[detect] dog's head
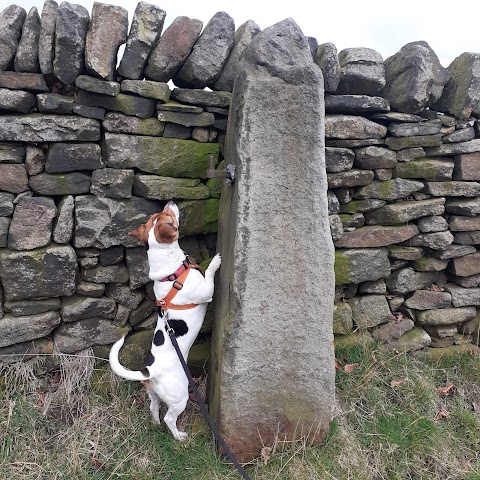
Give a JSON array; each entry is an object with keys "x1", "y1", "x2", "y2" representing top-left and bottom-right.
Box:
[{"x1": 129, "y1": 201, "x2": 180, "y2": 245}]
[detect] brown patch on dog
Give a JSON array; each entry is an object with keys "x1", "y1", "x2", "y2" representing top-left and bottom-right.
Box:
[{"x1": 129, "y1": 208, "x2": 179, "y2": 245}]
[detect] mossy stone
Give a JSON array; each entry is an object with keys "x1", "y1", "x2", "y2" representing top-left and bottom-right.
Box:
[
  {"x1": 334, "y1": 330, "x2": 375, "y2": 351},
  {"x1": 188, "y1": 341, "x2": 210, "y2": 376},
  {"x1": 118, "y1": 329, "x2": 153, "y2": 370},
  {"x1": 334, "y1": 250, "x2": 352, "y2": 285}
]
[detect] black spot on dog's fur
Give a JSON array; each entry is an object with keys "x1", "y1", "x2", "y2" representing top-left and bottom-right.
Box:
[
  {"x1": 153, "y1": 330, "x2": 165, "y2": 346},
  {"x1": 168, "y1": 319, "x2": 189, "y2": 337},
  {"x1": 145, "y1": 351, "x2": 155, "y2": 366}
]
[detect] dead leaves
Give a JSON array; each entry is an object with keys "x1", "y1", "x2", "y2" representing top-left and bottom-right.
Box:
[
  {"x1": 438, "y1": 383, "x2": 456, "y2": 396},
  {"x1": 261, "y1": 446, "x2": 272, "y2": 466},
  {"x1": 390, "y1": 379, "x2": 407, "y2": 389}
]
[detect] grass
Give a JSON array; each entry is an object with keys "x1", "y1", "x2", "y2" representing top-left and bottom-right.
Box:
[{"x1": 0, "y1": 342, "x2": 479, "y2": 480}]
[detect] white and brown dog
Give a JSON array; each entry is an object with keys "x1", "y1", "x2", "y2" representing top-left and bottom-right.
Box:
[{"x1": 109, "y1": 201, "x2": 221, "y2": 440}]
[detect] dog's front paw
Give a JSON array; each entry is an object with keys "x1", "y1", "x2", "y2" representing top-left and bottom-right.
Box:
[
  {"x1": 176, "y1": 431, "x2": 188, "y2": 441},
  {"x1": 208, "y1": 253, "x2": 222, "y2": 272}
]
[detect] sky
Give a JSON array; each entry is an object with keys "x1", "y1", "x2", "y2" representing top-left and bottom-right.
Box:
[{"x1": 6, "y1": 0, "x2": 480, "y2": 67}]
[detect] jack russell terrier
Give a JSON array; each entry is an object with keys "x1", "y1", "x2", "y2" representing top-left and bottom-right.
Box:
[{"x1": 109, "y1": 201, "x2": 221, "y2": 440}]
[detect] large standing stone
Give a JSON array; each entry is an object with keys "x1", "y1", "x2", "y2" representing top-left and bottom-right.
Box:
[
  {"x1": 14, "y1": 7, "x2": 41, "y2": 72},
  {"x1": 433, "y1": 52, "x2": 480, "y2": 120},
  {"x1": 315, "y1": 42, "x2": 340, "y2": 93},
  {"x1": 174, "y1": 11, "x2": 235, "y2": 89},
  {"x1": 210, "y1": 19, "x2": 334, "y2": 461},
  {"x1": 85, "y1": 2, "x2": 128, "y2": 81},
  {"x1": 213, "y1": 20, "x2": 261, "y2": 92},
  {"x1": 38, "y1": 0, "x2": 58, "y2": 76},
  {"x1": 53, "y1": 2, "x2": 90, "y2": 85},
  {"x1": 0, "y1": 114, "x2": 100, "y2": 142},
  {"x1": 0, "y1": 311, "x2": 61, "y2": 348},
  {"x1": 8, "y1": 196, "x2": 57, "y2": 250},
  {"x1": 104, "y1": 132, "x2": 219, "y2": 178},
  {"x1": 336, "y1": 47, "x2": 385, "y2": 95},
  {"x1": 145, "y1": 16, "x2": 203, "y2": 82},
  {"x1": 384, "y1": 41, "x2": 449, "y2": 114},
  {"x1": 74, "y1": 195, "x2": 160, "y2": 248},
  {"x1": 0, "y1": 244, "x2": 78, "y2": 301},
  {"x1": 0, "y1": 5, "x2": 26, "y2": 70},
  {"x1": 46, "y1": 143, "x2": 104, "y2": 173},
  {"x1": 335, "y1": 248, "x2": 390, "y2": 285},
  {"x1": 117, "y1": 2, "x2": 166, "y2": 80}
]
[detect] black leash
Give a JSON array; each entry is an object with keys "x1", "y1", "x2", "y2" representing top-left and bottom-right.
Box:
[{"x1": 165, "y1": 319, "x2": 252, "y2": 480}]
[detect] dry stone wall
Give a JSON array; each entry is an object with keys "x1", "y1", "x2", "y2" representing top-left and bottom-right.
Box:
[{"x1": 0, "y1": 2, "x2": 479, "y2": 367}]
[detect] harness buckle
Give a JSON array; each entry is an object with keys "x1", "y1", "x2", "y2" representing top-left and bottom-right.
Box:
[
  {"x1": 158, "y1": 299, "x2": 167, "y2": 308},
  {"x1": 172, "y1": 280, "x2": 183, "y2": 291}
]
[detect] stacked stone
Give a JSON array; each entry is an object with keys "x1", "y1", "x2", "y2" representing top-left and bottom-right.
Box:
[
  {"x1": 316, "y1": 44, "x2": 480, "y2": 356},
  {"x1": 0, "y1": 2, "x2": 261, "y2": 369}
]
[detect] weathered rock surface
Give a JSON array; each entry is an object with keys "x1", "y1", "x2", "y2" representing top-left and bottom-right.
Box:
[
  {"x1": 335, "y1": 248, "x2": 390, "y2": 285},
  {"x1": 0, "y1": 164, "x2": 28, "y2": 193},
  {"x1": 103, "y1": 112, "x2": 165, "y2": 136},
  {"x1": 372, "y1": 317, "x2": 415, "y2": 343},
  {"x1": 171, "y1": 88, "x2": 232, "y2": 108},
  {"x1": 117, "y1": 2, "x2": 166, "y2": 80},
  {"x1": 29, "y1": 172, "x2": 91, "y2": 195},
  {"x1": 0, "y1": 5, "x2": 26, "y2": 70},
  {"x1": 0, "y1": 72, "x2": 48, "y2": 92},
  {"x1": 355, "y1": 178, "x2": 424, "y2": 201},
  {"x1": 61, "y1": 295, "x2": 116, "y2": 322},
  {"x1": 37, "y1": 93, "x2": 74, "y2": 114},
  {"x1": 385, "y1": 134, "x2": 443, "y2": 151},
  {"x1": 325, "y1": 115, "x2": 387, "y2": 139},
  {"x1": 417, "y1": 307, "x2": 476, "y2": 326},
  {"x1": 0, "y1": 88, "x2": 36, "y2": 113},
  {"x1": 121, "y1": 80, "x2": 170, "y2": 102},
  {"x1": 350, "y1": 295, "x2": 394, "y2": 328},
  {"x1": 81, "y1": 264, "x2": 129, "y2": 283},
  {"x1": 386, "y1": 267, "x2": 443, "y2": 295},
  {"x1": 325, "y1": 95, "x2": 390, "y2": 114},
  {"x1": 91, "y1": 168, "x2": 134, "y2": 199},
  {"x1": 449, "y1": 253, "x2": 480, "y2": 277},
  {"x1": 53, "y1": 2, "x2": 90, "y2": 85},
  {"x1": 315, "y1": 42, "x2": 340, "y2": 93},
  {"x1": 395, "y1": 158, "x2": 454, "y2": 181},
  {"x1": 354, "y1": 146, "x2": 396, "y2": 169},
  {"x1": 453, "y1": 152, "x2": 480, "y2": 181},
  {"x1": 53, "y1": 195, "x2": 74, "y2": 244},
  {"x1": 404, "y1": 290, "x2": 451, "y2": 310},
  {"x1": 174, "y1": 11, "x2": 235, "y2": 89},
  {"x1": 325, "y1": 147, "x2": 355, "y2": 173},
  {"x1": 38, "y1": 0, "x2": 57, "y2": 76},
  {"x1": 335, "y1": 224, "x2": 419, "y2": 248},
  {"x1": 133, "y1": 175, "x2": 209, "y2": 201},
  {"x1": 422, "y1": 181, "x2": 480, "y2": 197},
  {"x1": 388, "y1": 119, "x2": 442, "y2": 137},
  {"x1": 46, "y1": 143, "x2": 103, "y2": 173},
  {"x1": 0, "y1": 338, "x2": 53, "y2": 364},
  {"x1": 445, "y1": 283, "x2": 480, "y2": 307},
  {"x1": 327, "y1": 169, "x2": 374, "y2": 188},
  {"x1": 0, "y1": 244, "x2": 78, "y2": 301},
  {"x1": 75, "y1": 75, "x2": 120, "y2": 96},
  {"x1": 14, "y1": 6, "x2": 40, "y2": 73},
  {"x1": 424, "y1": 139, "x2": 480, "y2": 156}
]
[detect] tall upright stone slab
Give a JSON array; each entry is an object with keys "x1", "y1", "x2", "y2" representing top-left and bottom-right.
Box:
[{"x1": 210, "y1": 19, "x2": 334, "y2": 461}]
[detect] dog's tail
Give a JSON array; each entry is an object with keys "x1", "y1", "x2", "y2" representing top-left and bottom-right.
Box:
[{"x1": 109, "y1": 336, "x2": 150, "y2": 381}]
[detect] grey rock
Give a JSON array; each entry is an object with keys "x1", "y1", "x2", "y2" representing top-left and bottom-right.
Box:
[
  {"x1": 324, "y1": 94, "x2": 389, "y2": 114},
  {"x1": 73, "y1": 104, "x2": 105, "y2": 120},
  {"x1": 53, "y1": 2, "x2": 90, "y2": 85},
  {"x1": 410, "y1": 230, "x2": 454, "y2": 249},
  {"x1": 404, "y1": 290, "x2": 451, "y2": 310},
  {"x1": 0, "y1": 143, "x2": 25, "y2": 163},
  {"x1": 446, "y1": 197, "x2": 480, "y2": 216},
  {"x1": 365, "y1": 198, "x2": 445, "y2": 225},
  {"x1": 384, "y1": 41, "x2": 449, "y2": 114},
  {"x1": 0, "y1": 244, "x2": 78, "y2": 301},
  {"x1": 158, "y1": 100, "x2": 203, "y2": 113},
  {"x1": 454, "y1": 231, "x2": 480, "y2": 245},
  {"x1": 91, "y1": 168, "x2": 134, "y2": 199},
  {"x1": 417, "y1": 215, "x2": 448, "y2": 232},
  {"x1": 372, "y1": 317, "x2": 415, "y2": 343},
  {"x1": 0, "y1": 217, "x2": 10, "y2": 247},
  {"x1": 129, "y1": 297, "x2": 155, "y2": 326},
  {"x1": 0, "y1": 164, "x2": 28, "y2": 193},
  {"x1": 37, "y1": 93, "x2": 74, "y2": 114},
  {"x1": 354, "y1": 146, "x2": 396, "y2": 169},
  {"x1": 443, "y1": 126, "x2": 475, "y2": 144},
  {"x1": 121, "y1": 80, "x2": 170, "y2": 102},
  {"x1": 105, "y1": 283, "x2": 144, "y2": 310},
  {"x1": 54, "y1": 318, "x2": 125, "y2": 354},
  {"x1": 133, "y1": 175, "x2": 209, "y2": 201},
  {"x1": 74, "y1": 195, "x2": 159, "y2": 249},
  {"x1": 449, "y1": 273, "x2": 480, "y2": 288},
  {"x1": 157, "y1": 110, "x2": 215, "y2": 127},
  {"x1": 449, "y1": 252, "x2": 480, "y2": 277},
  {"x1": 53, "y1": 195, "x2": 74, "y2": 244},
  {"x1": 82, "y1": 264, "x2": 129, "y2": 284},
  {"x1": 174, "y1": 11, "x2": 235, "y2": 89},
  {"x1": 0, "y1": 5, "x2": 26, "y2": 70},
  {"x1": 314, "y1": 42, "x2": 340, "y2": 93},
  {"x1": 434, "y1": 244, "x2": 476, "y2": 259},
  {"x1": 449, "y1": 215, "x2": 480, "y2": 231},
  {"x1": 388, "y1": 119, "x2": 442, "y2": 137},
  {"x1": 14, "y1": 7, "x2": 40, "y2": 72},
  {"x1": 46, "y1": 143, "x2": 104, "y2": 173},
  {"x1": 396, "y1": 147, "x2": 426, "y2": 162},
  {"x1": 359, "y1": 279, "x2": 387, "y2": 294},
  {"x1": 445, "y1": 283, "x2": 480, "y2": 307},
  {"x1": 76, "y1": 281, "x2": 105, "y2": 297},
  {"x1": 355, "y1": 178, "x2": 424, "y2": 201},
  {"x1": 104, "y1": 133, "x2": 219, "y2": 178},
  {"x1": 325, "y1": 147, "x2": 354, "y2": 173},
  {"x1": 85, "y1": 3, "x2": 128, "y2": 80},
  {"x1": 76, "y1": 90, "x2": 155, "y2": 119},
  {"x1": 38, "y1": 0, "x2": 57, "y2": 76},
  {"x1": 99, "y1": 246, "x2": 123, "y2": 266},
  {"x1": 171, "y1": 88, "x2": 232, "y2": 108},
  {"x1": 76, "y1": 75, "x2": 120, "y2": 96},
  {"x1": 0, "y1": 114, "x2": 100, "y2": 142},
  {"x1": 29, "y1": 172, "x2": 91, "y2": 195},
  {"x1": 388, "y1": 246, "x2": 423, "y2": 260},
  {"x1": 339, "y1": 199, "x2": 386, "y2": 214},
  {"x1": 4, "y1": 298, "x2": 60, "y2": 317},
  {"x1": 395, "y1": 157, "x2": 454, "y2": 181},
  {"x1": 113, "y1": 304, "x2": 130, "y2": 326},
  {"x1": 386, "y1": 327, "x2": 431, "y2": 352},
  {"x1": 453, "y1": 152, "x2": 480, "y2": 181},
  {"x1": 325, "y1": 138, "x2": 385, "y2": 148},
  {"x1": 210, "y1": 19, "x2": 334, "y2": 458},
  {"x1": 335, "y1": 224, "x2": 419, "y2": 248},
  {"x1": 327, "y1": 191, "x2": 340, "y2": 214},
  {"x1": 335, "y1": 248, "x2": 390, "y2": 285},
  {"x1": 426, "y1": 140, "x2": 480, "y2": 159},
  {"x1": 191, "y1": 127, "x2": 210, "y2": 143},
  {"x1": 0, "y1": 192, "x2": 15, "y2": 216},
  {"x1": 327, "y1": 169, "x2": 374, "y2": 188},
  {"x1": 117, "y1": 2, "x2": 166, "y2": 80},
  {"x1": 103, "y1": 112, "x2": 165, "y2": 136},
  {"x1": 350, "y1": 295, "x2": 394, "y2": 328},
  {"x1": 25, "y1": 146, "x2": 45, "y2": 175},
  {"x1": 61, "y1": 295, "x2": 116, "y2": 322},
  {"x1": 329, "y1": 214, "x2": 344, "y2": 241},
  {"x1": 337, "y1": 47, "x2": 385, "y2": 95},
  {"x1": 325, "y1": 115, "x2": 387, "y2": 139},
  {"x1": 0, "y1": 88, "x2": 36, "y2": 113},
  {"x1": 8, "y1": 196, "x2": 57, "y2": 250},
  {"x1": 386, "y1": 267, "x2": 442, "y2": 295},
  {"x1": 164, "y1": 123, "x2": 191, "y2": 139},
  {"x1": 385, "y1": 134, "x2": 443, "y2": 151},
  {"x1": 213, "y1": 20, "x2": 261, "y2": 92},
  {"x1": 145, "y1": 16, "x2": 203, "y2": 82},
  {"x1": 0, "y1": 311, "x2": 61, "y2": 348},
  {"x1": 333, "y1": 302, "x2": 353, "y2": 334},
  {"x1": 372, "y1": 112, "x2": 426, "y2": 123},
  {"x1": 176, "y1": 199, "x2": 220, "y2": 236},
  {"x1": 422, "y1": 181, "x2": 480, "y2": 197},
  {"x1": 433, "y1": 52, "x2": 480, "y2": 120},
  {"x1": 339, "y1": 213, "x2": 365, "y2": 229},
  {"x1": 417, "y1": 307, "x2": 476, "y2": 326},
  {"x1": 125, "y1": 247, "x2": 150, "y2": 289}
]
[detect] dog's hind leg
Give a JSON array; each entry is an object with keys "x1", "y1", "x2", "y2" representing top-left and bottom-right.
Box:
[
  {"x1": 143, "y1": 380, "x2": 161, "y2": 424},
  {"x1": 164, "y1": 399, "x2": 188, "y2": 441}
]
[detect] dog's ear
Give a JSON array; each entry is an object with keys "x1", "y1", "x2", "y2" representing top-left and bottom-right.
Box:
[
  {"x1": 163, "y1": 201, "x2": 180, "y2": 226},
  {"x1": 128, "y1": 224, "x2": 148, "y2": 244}
]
